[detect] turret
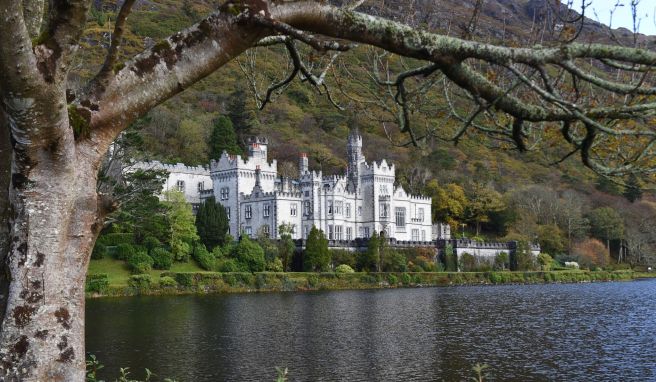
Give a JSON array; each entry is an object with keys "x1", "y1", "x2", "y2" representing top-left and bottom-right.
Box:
[
  {"x1": 247, "y1": 137, "x2": 268, "y2": 160},
  {"x1": 299, "y1": 152, "x2": 309, "y2": 175},
  {"x1": 346, "y1": 127, "x2": 364, "y2": 193}
]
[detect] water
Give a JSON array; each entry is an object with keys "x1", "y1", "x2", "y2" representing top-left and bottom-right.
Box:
[{"x1": 86, "y1": 280, "x2": 656, "y2": 381}]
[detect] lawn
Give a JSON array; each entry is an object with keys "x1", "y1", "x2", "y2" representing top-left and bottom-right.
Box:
[{"x1": 88, "y1": 257, "x2": 206, "y2": 287}]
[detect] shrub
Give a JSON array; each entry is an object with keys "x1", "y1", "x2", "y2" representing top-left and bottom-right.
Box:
[
  {"x1": 150, "y1": 248, "x2": 173, "y2": 270},
  {"x1": 174, "y1": 273, "x2": 194, "y2": 287},
  {"x1": 307, "y1": 274, "x2": 319, "y2": 287},
  {"x1": 331, "y1": 250, "x2": 356, "y2": 269},
  {"x1": 459, "y1": 253, "x2": 476, "y2": 272},
  {"x1": 537, "y1": 253, "x2": 554, "y2": 271},
  {"x1": 266, "y1": 258, "x2": 284, "y2": 272},
  {"x1": 91, "y1": 243, "x2": 107, "y2": 260},
  {"x1": 400, "y1": 273, "x2": 412, "y2": 285},
  {"x1": 128, "y1": 274, "x2": 152, "y2": 290},
  {"x1": 143, "y1": 236, "x2": 161, "y2": 253},
  {"x1": 383, "y1": 251, "x2": 407, "y2": 272},
  {"x1": 193, "y1": 245, "x2": 215, "y2": 271},
  {"x1": 211, "y1": 246, "x2": 224, "y2": 259},
  {"x1": 216, "y1": 258, "x2": 245, "y2": 273},
  {"x1": 159, "y1": 276, "x2": 177, "y2": 288},
  {"x1": 335, "y1": 264, "x2": 355, "y2": 274},
  {"x1": 86, "y1": 274, "x2": 109, "y2": 294},
  {"x1": 115, "y1": 243, "x2": 136, "y2": 261},
  {"x1": 573, "y1": 239, "x2": 610, "y2": 269},
  {"x1": 232, "y1": 236, "x2": 266, "y2": 272},
  {"x1": 387, "y1": 274, "x2": 398, "y2": 285},
  {"x1": 359, "y1": 274, "x2": 377, "y2": 284},
  {"x1": 97, "y1": 233, "x2": 134, "y2": 247},
  {"x1": 127, "y1": 251, "x2": 154, "y2": 274},
  {"x1": 223, "y1": 273, "x2": 238, "y2": 287}
]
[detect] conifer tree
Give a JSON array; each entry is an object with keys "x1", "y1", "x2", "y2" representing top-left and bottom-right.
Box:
[
  {"x1": 623, "y1": 174, "x2": 643, "y2": 203},
  {"x1": 227, "y1": 88, "x2": 254, "y2": 146},
  {"x1": 358, "y1": 232, "x2": 380, "y2": 272},
  {"x1": 195, "y1": 196, "x2": 229, "y2": 250},
  {"x1": 304, "y1": 226, "x2": 330, "y2": 271},
  {"x1": 209, "y1": 115, "x2": 242, "y2": 159}
]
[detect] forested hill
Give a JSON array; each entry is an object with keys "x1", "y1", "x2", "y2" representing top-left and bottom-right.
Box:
[{"x1": 79, "y1": 0, "x2": 655, "y2": 265}]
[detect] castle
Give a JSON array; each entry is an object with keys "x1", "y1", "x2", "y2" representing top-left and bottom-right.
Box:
[
  {"x1": 206, "y1": 130, "x2": 435, "y2": 241},
  {"x1": 135, "y1": 130, "x2": 540, "y2": 264}
]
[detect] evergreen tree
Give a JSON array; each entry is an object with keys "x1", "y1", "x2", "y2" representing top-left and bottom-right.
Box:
[
  {"x1": 304, "y1": 226, "x2": 330, "y2": 271},
  {"x1": 595, "y1": 175, "x2": 622, "y2": 196},
  {"x1": 623, "y1": 173, "x2": 643, "y2": 203},
  {"x1": 227, "y1": 88, "x2": 254, "y2": 146},
  {"x1": 209, "y1": 116, "x2": 242, "y2": 159},
  {"x1": 358, "y1": 232, "x2": 380, "y2": 272},
  {"x1": 195, "y1": 196, "x2": 229, "y2": 250}
]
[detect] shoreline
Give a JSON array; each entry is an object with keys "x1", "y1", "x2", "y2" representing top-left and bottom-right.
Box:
[{"x1": 86, "y1": 270, "x2": 656, "y2": 298}]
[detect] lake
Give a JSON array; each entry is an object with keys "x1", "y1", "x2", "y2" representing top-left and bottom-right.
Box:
[{"x1": 86, "y1": 279, "x2": 656, "y2": 381}]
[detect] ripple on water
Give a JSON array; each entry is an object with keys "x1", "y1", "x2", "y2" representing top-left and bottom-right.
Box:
[{"x1": 86, "y1": 280, "x2": 656, "y2": 381}]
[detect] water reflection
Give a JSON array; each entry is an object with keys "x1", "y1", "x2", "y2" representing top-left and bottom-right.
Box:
[{"x1": 86, "y1": 280, "x2": 656, "y2": 381}]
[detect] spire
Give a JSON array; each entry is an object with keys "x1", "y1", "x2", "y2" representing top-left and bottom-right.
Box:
[{"x1": 346, "y1": 127, "x2": 363, "y2": 193}]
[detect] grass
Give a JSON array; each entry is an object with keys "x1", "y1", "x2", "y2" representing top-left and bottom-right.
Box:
[{"x1": 88, "y1": 257, "x2": 206, "y2": 287}]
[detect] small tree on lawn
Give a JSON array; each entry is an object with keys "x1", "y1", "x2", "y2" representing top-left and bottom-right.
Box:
[
  {"x1": 164, "y1": 190, "x2": 199, "y2": 261},
  {"x1": 195, "y1": 196, "x2": 229, "y2": 250},
  {"x1": 305, "y1": 226, "x2": 330, "y2": 271},
  {"x1": 279, "y1": 223, "x2": 296, "y2": 271}
]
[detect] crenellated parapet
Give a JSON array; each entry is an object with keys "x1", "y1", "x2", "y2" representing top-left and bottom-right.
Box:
[{"x1": 134, "y1": 160, "x2": 209, "y2": 176}]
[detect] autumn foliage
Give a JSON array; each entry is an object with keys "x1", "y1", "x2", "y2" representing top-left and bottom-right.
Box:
[{"x1": 573, "y1": 239, "x2": 611, "y2": 269}]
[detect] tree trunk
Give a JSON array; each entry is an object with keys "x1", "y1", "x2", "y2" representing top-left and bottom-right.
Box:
[{"x1": 0, "y1": 149, "x2": 101, "y2": 381}]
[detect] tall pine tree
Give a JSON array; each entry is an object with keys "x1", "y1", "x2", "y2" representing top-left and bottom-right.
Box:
[
  {"x1": 195, "y1": 197, "x2": 229, "y2": 250},
  {"x1": 209, "y1": 116, "x2": 242, "y2": 159},
  {"x1": 227, "y1": 88, "x2": 254, "y2": 147},
  {"x1": 623, "y1": 173, "x2": 643, "y2": 203}
]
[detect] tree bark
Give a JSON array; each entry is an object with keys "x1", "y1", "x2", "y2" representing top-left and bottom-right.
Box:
[{"x1": 0, "y1": 139, "x2": 103, "y2": 380}]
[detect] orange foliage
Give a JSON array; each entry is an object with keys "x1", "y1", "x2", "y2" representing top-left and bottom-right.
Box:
[{"x1": 573, "y1": 238, "x2": 610, "y2": 269}]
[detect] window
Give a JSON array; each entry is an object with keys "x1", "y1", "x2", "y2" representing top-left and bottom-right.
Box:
[
  {"x1": 412, "y1": 229, "x2": 420, "y2": 241},
  {"x1": 245, "y1": 205, "x2": 252, "y2": 219},
  {"x1": 335, "y1": 201, "x2": 343, "y2": 215},
  {"x1": 304, "y1": 191, "x2": 310, "y2": 197},
  {"x1": 328, "y1": 225, "x2": 334, "y2": 240},
  {"x1": 363, "y1": 227, "x2": 370, "y2": 238},
  {"x1": 346, "y1": 226, "x2": 352, "y2": 240},
  {"x1": 290, "y1": 204, "x2": 297, "y2": 216},
  {"x1": 358, "y1": 206, "x2": 362, "y2": 216},
  {"x1": 328, "y1": 201, "x2": 334, "y2": 215},
  {"x1": 379, "y1": 202, "x2": 389, "y2": 218},
  {"x1": 345, "y1": 203, "x2": 351, "y2": 218},
  {"x1": 176, "y1": 180, "x2": 185, "y2": 192},
  {"x1": 335, "y1": 225, "x2": 343, "y2": 240},
  {"x1": 421, "y1": 230, "x2": 426, "y2": 241},
  {"x1": 304, "y1": 201, "x2": 311, "y2": 216},
  {"x1": 262, "y1": 224, "x2": 270, "y2": 237},
  {"x1": 263, "y1": 204, "x2": 270, "y2": 218},
  {"x1": 244, "y1": 226, "x2": 252, "y2": 236},
  {"x1": 220, "y1": 187, "x2": 229, "y2": 200},
  {"x1": 198, "y1": 182, "x2": 204, "y2": 191},
  {"x1": 395, "y1": 207, "x2": 406, "y2": 227},
  {"x1": 379, "y1": 184, "x2": 388, "y2": 194},
  {"x1": 418, "y1": 208, "x2": 425, "y2": 222},
  {"x1": 226, "y1": 207, "x2": 230, "y2": 221}
]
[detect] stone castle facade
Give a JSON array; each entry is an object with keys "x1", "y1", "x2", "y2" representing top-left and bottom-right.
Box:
[{"x1": 206, "y1": 131, "x2": 435, "y2": 241}]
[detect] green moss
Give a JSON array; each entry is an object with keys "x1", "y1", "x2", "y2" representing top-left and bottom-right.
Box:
[
  {"x1": 68, "y1": 105, "x2": 90, "y2": 139},
  {"x1": 153, "y1": 39, "x2": 172, "y2": 54},
  {"x1": 113, "y1": 62, "x2": 125, "y2": 73},
  {"x1": 31, "y1": 30, "x2": 50, "y2": 46}
]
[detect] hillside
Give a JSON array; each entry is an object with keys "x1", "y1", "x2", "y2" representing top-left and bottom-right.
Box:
[{"x1": 80, "y1": 0, "x2": 656, "y2": 264}]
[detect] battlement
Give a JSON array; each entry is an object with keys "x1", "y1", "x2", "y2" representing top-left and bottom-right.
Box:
[
  {"x1": 362, "y1": 159, "x2": 395, "y2": 175},
  {"x1": 210, "y1": 151, "x2": 277, "y2": 173},
  {"x1": 241, "y1": 190, "x2": 302, "y2": 200},
  {"x1": 133, "y1": 161, "x2": 209, "y2": 176}
]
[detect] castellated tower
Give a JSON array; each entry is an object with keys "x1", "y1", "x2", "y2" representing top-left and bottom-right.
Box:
[
  {"x1": 346, "y1": 127, "x2": 364, "y2": 193},
  {"x1": 299, "y1": 152, "x2": 309, "y2": 176}
]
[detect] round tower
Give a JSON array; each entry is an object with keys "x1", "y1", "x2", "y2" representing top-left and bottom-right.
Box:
[{"x1": 347, "y1": 127, "x2": 363, "y2": 193}]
